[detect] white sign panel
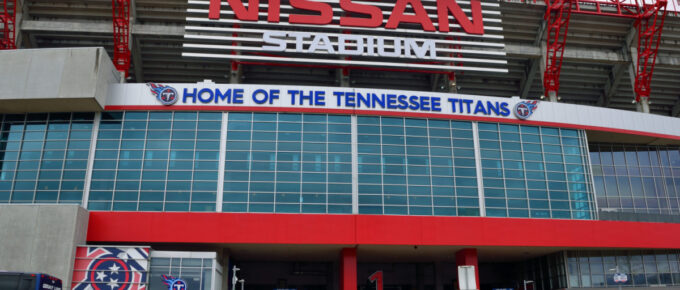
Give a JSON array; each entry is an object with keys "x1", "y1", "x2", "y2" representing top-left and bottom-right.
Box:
[
  {"x1": 182, "y1": 0, "x2": 508, "y2": 73},
  {"x1": 106, "y1": 83, "x2": 680, "y2": 140},
  {"x1": 110, "y1": 83, "x2": 536, "y2": 121},
  {"x1": 458, "y1": 265, "x2": 477, "y2": 290}
]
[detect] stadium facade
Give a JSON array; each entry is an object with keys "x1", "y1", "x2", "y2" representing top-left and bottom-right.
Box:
[{"x1": 1, "y1": 0, "x2": 680, "y2": 290}]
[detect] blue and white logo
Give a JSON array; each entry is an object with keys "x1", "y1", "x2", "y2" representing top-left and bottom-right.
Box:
[
  {"x1": 147, "y1": 83, "x2": 178, "y2": 106},
  {"x1": 613, "y1": 273, "x2": 628, "y2": 283},
  {"x1": 161, "y1": 275, "x2": 187, "y2": 290},
  {"x1": 513, "y1": 100, "x2": 539, "y2": 120}
]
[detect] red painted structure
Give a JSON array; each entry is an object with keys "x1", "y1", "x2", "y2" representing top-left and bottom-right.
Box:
[
  {"x1": 634, "y1": 0, "x2": 668, "y2": 102},
  {"x1": 341, "y1": 248, "x2": 357, "y2": 290},
  {"x1": 542, "y1": 0, "x2": 668, "y2": 103},
  {"x1": 112, "y1": 0, "x2": 131, "y2": 77},
  {"x1": 543, "y1": 0, "x2": 573, "y2": 99},
  {"x1": 87, "y1": 212, "x2": 680, "y2": 249},
  {"x1": 0, "y1": 0, "x2": 16, "y2": 49},
  {"x1": 86, "y1": 213, "x2": 680, "y2": 290}
]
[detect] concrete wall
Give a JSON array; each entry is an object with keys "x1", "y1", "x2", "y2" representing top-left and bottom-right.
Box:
[
  {"x1": 0, "y1": 47, "x2": 120, "y2": 113},
  {"x1": 0, "y1": 204, "x2": 89, "y2": 287}
]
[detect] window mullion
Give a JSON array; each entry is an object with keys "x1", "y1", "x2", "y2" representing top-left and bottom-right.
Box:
[
  {"x1": 472, "y1": 122, "x2": 486, "y2": 217},
  {"x1": 82, "y1": 112, "x2": 101, "y2": 208},
  {"x1": 351, "y1": 115, "x2": 358, "y2": 214}
]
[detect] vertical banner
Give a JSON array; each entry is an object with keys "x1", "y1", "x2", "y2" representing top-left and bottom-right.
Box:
[{"x1": 71, "y1": 246, "x2": 151, "y2": 290}]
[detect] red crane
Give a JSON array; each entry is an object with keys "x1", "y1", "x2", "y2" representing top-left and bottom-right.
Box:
[
  {"x1": 0, "y1": 0, "x2": 17, "y2": 49},
  {"x1": 543, "y1": 0, "x2": 669, "y2": 103},
  {"x1": 112, "y1": 0, "x2": 131, "y2": 78}
]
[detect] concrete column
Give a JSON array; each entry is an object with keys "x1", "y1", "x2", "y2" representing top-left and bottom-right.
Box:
[
  {"x1": 340, "y1": 248, "x2": 357, "y2": 290},
  {"x1": 455, "y1": 248, "x2": 480, "y2": 290},
  {"x1": 229, "y1": 63, "x2": 242, "y2": 84},
  {"x1": 0, "y1": 205, "x2": 89, "y2": 288},
  {"x1": 636, "y1": 97, "x2": 650, "y2": 113},
  {"x1": 339, "y1": 68, "x2": 350, "y2": 87},
  {"x1": 447, "y1": 73, "x2": 457, "y2": 93},
  {"x1": 546, "y1": 91, "x2": 558, "y2": 102}
]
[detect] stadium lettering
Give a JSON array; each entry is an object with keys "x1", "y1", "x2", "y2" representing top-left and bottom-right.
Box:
[
  {"x1": 208, "y1": 0, "x2": 485, "y2": 35},
  {"x1": 447, "y1": 98, "x2": 510, "y2": 116},
  {"x1": 183, "y1": 88, "x2": 245, "y2": 104},
  {"x1": 262, "y1": 32, "x2": 437, "y2": 59},
  {"x1": 175, "y1": 87, "x2": 512, "y2": 117}
]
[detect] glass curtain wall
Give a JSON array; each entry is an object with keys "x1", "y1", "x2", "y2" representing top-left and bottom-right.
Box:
[
  {"x1": 517, "y1": 252, "x2": 568, "y2": 290},
  {"x1": 89, "y1": 111, "x2": 222, "y2": 211},
  {"x1": 478, "y1": 123, "x2": 594, "y2": 219},
  {"x1": 1, "y1": 111, "x2": 598, "y2": 219},
  {"x1": 222, "y1": 113, "x2": 353, "y2": 214},
  {"x1": 590, "y1": 144, "x2": 680, "y2": 215},
  {"x1": 567, "y1": 250, "x2": 680, "y2": 287},
  {"x1": 0, "y1": 113, "x2": 94, "y2": 204},
  {"x1": 356, "y1": 117, "x2": 479, "y2": 216}
]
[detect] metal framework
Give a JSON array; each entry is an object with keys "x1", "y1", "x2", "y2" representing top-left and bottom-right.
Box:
[
  {"x1": 544, "y1": 0, "x2": 574, "y2": 100},
  {"x1": 634, "y1": 0, "x2": 668, "y2": 102},
  {"x1": 112, "y1": 0, "x2": 131, "y2": 78},
  {"x1": 542, "y1": 0, "x2": 668, "y2": 103},
  {"x1": 0, "y1": 0, "x2": 16, "y2": 49}
]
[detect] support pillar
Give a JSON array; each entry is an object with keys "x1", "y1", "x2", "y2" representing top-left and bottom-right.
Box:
[
  {"x1": 539, "y1": 43, "x2": 558, "y2": 102},
  {"x1": 339, "y1": 67, "x2": 350, "y2": 87},
  {"x1": 455, "y1": 248, "x2": 480, "y2": 290},
  {"x1": 229, "y1": 63, "x2": 241, "y2": 84},
  {"x1": 636, "y1": 97, "x2": 651, "y2": 113},
  {"x1": 340, "y1": 248, "x2": 357, "y2": 290},
  {"x1": 447, "y1": 73, "x2": 457, "y2": 93},
  {"x1": 229, "y1": 23, "x2": 241, "y2": 84}
]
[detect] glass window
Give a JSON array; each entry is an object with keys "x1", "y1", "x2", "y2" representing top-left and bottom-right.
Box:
[
  {"x1": 89, "y1": 112, "x2": 220, "y2": 211},
  {"x1": 358, "y1": 118, "x2": 476, "y2": 216},
  {"x1": 590, "y1": 145, "x2": 680, "y2": 215},
  {"x1": 0, "y1": 113, "x2": 92, "y2": 204},
  {"x1": 223, "y1": 113, "x2": 351, "y2": 214},
  {"x1": 480, "y1": 125, "x2": 594, "y2": 219},
  {"x1": 149, "y1": 255, "x2": 216, "y2": 290}
]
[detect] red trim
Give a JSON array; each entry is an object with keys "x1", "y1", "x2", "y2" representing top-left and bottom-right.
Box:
[
  {"x1": 87, "y1": 212, "x2": 680, "y2": 249},
  {"x1": 103, "y1": 105, "x2": 680, "y2": 141}
]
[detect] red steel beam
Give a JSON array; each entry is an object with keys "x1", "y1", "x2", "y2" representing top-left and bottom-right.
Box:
[
  {"x1": 634, "y1": 0, "x2": 668, "y2": 102},
  {"x1": 543, "y1": 0, "x2": 573, "y2": 99},
  {"x1": 112, "y1": 0, "x2": 131, "y2": 78},
  {"x1": 572, "y1": 0, "x2": 640, "y2": 18},
  {"x1": 87, "y1": 212, "x2": 680, "y2": 249},
  {"x1": 0, "y1": 0, "x2": 17, "y2": 49},
  {"x1": 542, "y1": 0, "x2": 668, "y2": 104}
]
